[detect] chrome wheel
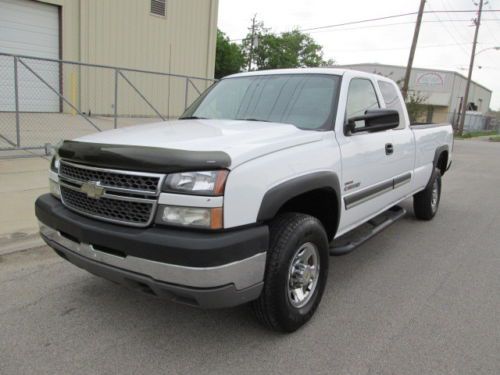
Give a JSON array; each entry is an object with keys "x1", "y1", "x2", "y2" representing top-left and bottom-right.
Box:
[
  {"x1": 287, "y1": 242, "x2": 320, "y2": 308},
  {"x1": 431, "y1": 179, "x2": 439, "y2": 213}
]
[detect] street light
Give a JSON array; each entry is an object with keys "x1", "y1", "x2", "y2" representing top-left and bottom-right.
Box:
[
  {"x1": 475, "y1": 46, "x2": 500, "y2": 55},
  {"x1": 457, "y1": 45, "x2": 500, "y2": 135}
]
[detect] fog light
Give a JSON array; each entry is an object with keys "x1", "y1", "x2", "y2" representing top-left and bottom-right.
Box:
[
  {"x1": 157, "y1": 205, "x2": 222, "y2": 229},
  {"x1": 49, "y1": 180, "x2": 61, "y2": 199}
]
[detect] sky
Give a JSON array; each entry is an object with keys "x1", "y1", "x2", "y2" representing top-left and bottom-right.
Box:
[{"x1": 218, "y1": 0, "x2": 500, "y2": 110}]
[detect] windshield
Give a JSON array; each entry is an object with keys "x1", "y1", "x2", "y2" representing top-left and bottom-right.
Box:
[{"x1": 181, "y1": 74, "x2": 341, "y2": 130}]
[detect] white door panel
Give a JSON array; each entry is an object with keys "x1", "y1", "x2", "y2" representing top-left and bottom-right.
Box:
[{"x1": 335, "y1": 73, "x2": 416, "y2": 234}]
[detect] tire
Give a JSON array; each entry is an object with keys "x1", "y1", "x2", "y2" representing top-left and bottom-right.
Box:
[
  {"x1": 251, "y1": 212, "x2": 329, "y2": 332},
  {"x1": 413, "y1": 169, "x2": 441, "y2": 220}
]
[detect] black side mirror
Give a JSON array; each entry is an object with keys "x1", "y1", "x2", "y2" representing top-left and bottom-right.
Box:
[{"x1": 346, "y1": 109, "x2": 399, "y2": 134}]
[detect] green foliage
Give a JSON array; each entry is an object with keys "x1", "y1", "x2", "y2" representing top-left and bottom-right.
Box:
[
  {"x1": 489, "y1": 135, "x2": 500, "y2": 142},
  {"x1": 405, "y1": 91, "x2": 428, "y2": 124},
  {"x1": 241, "y1": 19, "x2": 331, "y2": 70},
  {"x1": 456, "y1": 130, "x2": 497, "y2": 139},
  {"x1": 215, "y1": 29, "x2": 245, "y2": 79}
]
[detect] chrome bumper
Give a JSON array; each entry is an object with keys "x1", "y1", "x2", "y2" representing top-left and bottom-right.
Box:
[{"x1": 39, "y1": 222, "x2": 266, "y2": 291}]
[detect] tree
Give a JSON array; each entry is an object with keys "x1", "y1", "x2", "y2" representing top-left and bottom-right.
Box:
[
  {"x1": 406, "y1": 91, "x2": 429, "y2": 123},
  {"x1": 240, "y1": 18, "x2": 270, "y2": 70},
  {"x1": 241, "y1": 19, "x2": 331, "y2": 70},
  {"x1": 215, "y1": 29, "x2": 245, "y2": 79}
]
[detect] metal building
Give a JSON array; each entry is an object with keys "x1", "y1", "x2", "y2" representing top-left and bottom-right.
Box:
[
  {"x1": 337, "y1": 63, "x2": 492, "y2": 124},
  {"x1": 0, "y1": 0, "x2": 218, "y2": 116}
]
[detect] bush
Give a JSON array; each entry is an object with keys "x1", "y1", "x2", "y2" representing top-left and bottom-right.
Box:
[{"x1": 459, "y1": 130, "x2": 497, "y2": 139}]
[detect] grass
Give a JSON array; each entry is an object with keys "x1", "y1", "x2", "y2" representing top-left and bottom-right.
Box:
[
  {"x1": 488, "y1": 135, "x2": 500, "y2": 142},
  {"x1": 455, "y1": 130, "x2": 497, "y2": 139}
]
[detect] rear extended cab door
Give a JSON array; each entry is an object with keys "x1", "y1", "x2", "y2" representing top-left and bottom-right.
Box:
[{"x1": 334, "y1": 71, "x2": 415, "y2": 236}]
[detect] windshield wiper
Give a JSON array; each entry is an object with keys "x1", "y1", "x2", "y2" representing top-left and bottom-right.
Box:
[
  {"x1": 235, "y1": 118, "x2": 271, "y2": 122},
  {"x1": 179, "y1": 116, "x2": 209, "y2": 120}
]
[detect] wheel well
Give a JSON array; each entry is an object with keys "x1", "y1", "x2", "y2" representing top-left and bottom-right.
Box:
[
  {"x1": 437, "y1": 151, "x2": 448, "y2": 175},
  {"x1": 276, "y1": 188, "x2": 338, "y2": 241}
]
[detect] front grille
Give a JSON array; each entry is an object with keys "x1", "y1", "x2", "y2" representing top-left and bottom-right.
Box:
[
  {"x1": 61, "y1": 186, "x2": 154, "y2": 225},
  {"x1": 58, "y1": 161, "x2": 164, "y2": 227},
  {"x1": 60, "y1": 162, "x2": 160, "y2": 193}
]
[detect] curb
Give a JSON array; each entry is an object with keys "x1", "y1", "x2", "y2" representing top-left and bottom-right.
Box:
[{"x1": 0, "y1": 232, "x2": 44, "y2": 256}]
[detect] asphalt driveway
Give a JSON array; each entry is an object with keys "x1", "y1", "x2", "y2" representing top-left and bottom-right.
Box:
[{"x1": 0, "y1": 139, "x2": 499, "y2": 375}]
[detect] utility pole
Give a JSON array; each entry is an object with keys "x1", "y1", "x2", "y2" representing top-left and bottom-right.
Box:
[
  {"x1": 458, "y1": 0, "x2": 484, "y2": 136},
  {"x1": 402, "y1": 0, "x2": 426, "y2": 100},
  {"x1": 247, "y1": 15, "x2": 257, "y2": 71}
]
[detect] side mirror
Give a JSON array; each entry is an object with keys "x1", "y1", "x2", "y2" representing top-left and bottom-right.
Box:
[{"x1": 346, "y1": 109, "x2": 399, "y2": 134}]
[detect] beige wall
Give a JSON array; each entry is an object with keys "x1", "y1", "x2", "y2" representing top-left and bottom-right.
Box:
[
  {"x1": 38, "y1": 0, "x2": 218, "y2": 117},
  {"x1": 431, "y1": 107, "x2": 449, "y2": 124}
]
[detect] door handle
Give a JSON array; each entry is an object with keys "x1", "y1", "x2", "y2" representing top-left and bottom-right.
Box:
[{"x1": 385, "y1": 143, "x2": 394, "y2": 155}]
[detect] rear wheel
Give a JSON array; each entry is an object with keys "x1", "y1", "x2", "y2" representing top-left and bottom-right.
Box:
[
  {"x1": 413, "y1": 169, "x2": 441, "y2": 220},
  {"x1": 252, "y1": 213, "x2": 329, "y2": 332}
]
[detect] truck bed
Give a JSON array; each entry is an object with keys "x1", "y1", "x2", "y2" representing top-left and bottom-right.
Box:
[{"x1": 410, "y1": 122, "x2": 451, "y2": 129}]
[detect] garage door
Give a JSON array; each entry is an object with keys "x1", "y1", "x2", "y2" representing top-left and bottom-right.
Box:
[{"x1": 0, "y1": 0, "x2": 60, "y2": 112}]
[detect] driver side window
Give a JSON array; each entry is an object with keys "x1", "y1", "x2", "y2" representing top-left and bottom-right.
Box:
[{"x1": 345, "y1": 78, "x2": 380, "y2": 131}]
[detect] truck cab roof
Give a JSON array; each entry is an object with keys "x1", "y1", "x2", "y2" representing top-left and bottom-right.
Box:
[{"x1": 226, "y1": 67, "x2": 393, "y2": 82}]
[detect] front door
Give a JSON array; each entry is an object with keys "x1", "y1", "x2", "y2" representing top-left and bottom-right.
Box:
[{"x1": 336, "y1": 76, "x2": 400, "y2": 235}]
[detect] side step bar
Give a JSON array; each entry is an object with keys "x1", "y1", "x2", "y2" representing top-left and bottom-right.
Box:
[{"x1": 329, "y1": 206, "x2": 406, "y2": 256}]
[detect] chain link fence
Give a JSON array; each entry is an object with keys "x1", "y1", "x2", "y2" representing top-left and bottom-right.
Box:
[
  {"x1": 448, "y1": 111, "x2": 499, "y2": 134},
  {"x1": 0, "y1": 52, "x2": 215, "y2": 156}
]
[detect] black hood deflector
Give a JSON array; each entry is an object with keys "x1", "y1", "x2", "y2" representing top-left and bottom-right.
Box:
[{"x1": 58, "y1": 140, "x2": 231, "y2": 173}]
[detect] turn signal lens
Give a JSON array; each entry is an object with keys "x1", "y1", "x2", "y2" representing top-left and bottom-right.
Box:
[
  {"x1": 49, "y1": 180, "x2": 61, "y2": 199},
  {"x1": 157, "y1": 205, "x2": 223, "y2": 229}
]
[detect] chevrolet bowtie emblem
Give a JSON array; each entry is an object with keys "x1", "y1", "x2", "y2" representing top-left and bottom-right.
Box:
[{"x1": 81, "y1": 181, "x2": 105, "y2": 199}]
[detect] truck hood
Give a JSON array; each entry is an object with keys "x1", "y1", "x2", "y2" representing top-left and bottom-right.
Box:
[{"x1": 75, "y1": 119, "x2": 324, "y2": 168}]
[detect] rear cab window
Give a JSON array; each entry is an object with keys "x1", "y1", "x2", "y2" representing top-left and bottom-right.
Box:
[{"x1": 377, "y1": 80, "x2": 405, "y2": 129}]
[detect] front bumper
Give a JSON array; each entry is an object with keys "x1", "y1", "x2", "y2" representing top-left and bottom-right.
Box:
[{"x1": 36, "y1": 194, "x2": 268, "y2": 308}]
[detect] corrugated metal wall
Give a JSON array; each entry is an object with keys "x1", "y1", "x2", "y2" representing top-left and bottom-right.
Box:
[{"x1": 38, "y1": 0, "x2": 218, "y2": 117}]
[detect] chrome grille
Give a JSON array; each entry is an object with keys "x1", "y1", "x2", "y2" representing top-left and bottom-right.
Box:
[
  {"x1": 61, "y1": 186, "x2": 154, "y2": 225},
  {"x1": 60, "y1": 161, "x2": 160, "y2": 193},
  {"x1": 58, "y1": 161, "x2": 164, "y2": 227}
]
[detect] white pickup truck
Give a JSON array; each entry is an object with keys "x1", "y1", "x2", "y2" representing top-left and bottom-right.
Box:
[{"x1": 36, "y1": 68, "x2": 453, "y2": 332}]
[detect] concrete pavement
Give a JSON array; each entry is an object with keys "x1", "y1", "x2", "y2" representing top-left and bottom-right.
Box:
[
  {"x1": 0, "y1": 156, "x2": 49, "y2": 254},
  {"x1": 0, "y1": 139, "x2": 499, "y2": 374}
]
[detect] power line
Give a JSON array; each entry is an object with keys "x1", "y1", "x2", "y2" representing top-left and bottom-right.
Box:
[
  {"x1": 334, "y1": 42, "x2": 476, "y2": 52},
  {"x1": 440, "y1": 0, "x2": 475, "y2": 45},
  {"x1": 229, "y1": 9, "x2": 500, "y2": 41},
  {"x1": 299, "y1": 9, "x2": 500, "y2": 33},
  {"x1": 426, "y1": 3, "x2": 472, "y2": 58},
  {"x1": 305, "y1": 19, "x2": 499, "y2": 35},
  {"x1": 484, "y1": 3, "x2": 500, "y2": 44}
]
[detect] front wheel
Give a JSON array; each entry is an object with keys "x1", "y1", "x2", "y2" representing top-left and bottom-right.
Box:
[
  {"x1": 251, "y1": 213, "x2": 329, "y2": 332},
  {"x1": 413, "y1": 169, "x2": 441, "y2": 220}
]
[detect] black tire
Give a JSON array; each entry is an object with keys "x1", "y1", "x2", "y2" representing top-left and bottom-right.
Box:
[
  {"x1": 413, "y1": 169, "x2": 442, "y2": 220},
  {"x1": 251, "y1": 213, "x2": 329, "y2": 332}
]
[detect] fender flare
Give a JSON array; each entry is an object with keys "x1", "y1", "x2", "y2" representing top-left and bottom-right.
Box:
[
  {"x1": 433, "y1": 145, "x2": 449, "y2": 174},
  {"x1": 257, "y1": 171, "x2": 341, "y2": 233},
  {"x1": 425, "y1": 145, "x2": 448, "y2": 190}
]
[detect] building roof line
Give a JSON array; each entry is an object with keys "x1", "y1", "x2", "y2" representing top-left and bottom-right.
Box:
[{"x1": 334, "y1": 62, "x2": 492, "y2": 93}]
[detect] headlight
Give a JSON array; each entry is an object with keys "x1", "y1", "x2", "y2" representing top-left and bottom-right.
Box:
[
  {"x1": 162, "y1": 170, "x2": 228, "y2": 196},
  {"x1": 50, "y1": 154, "x2": 60, "y2": 173},
  {"x1": 156, "y1": 205, "x2": 223, "y2": 229}
]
